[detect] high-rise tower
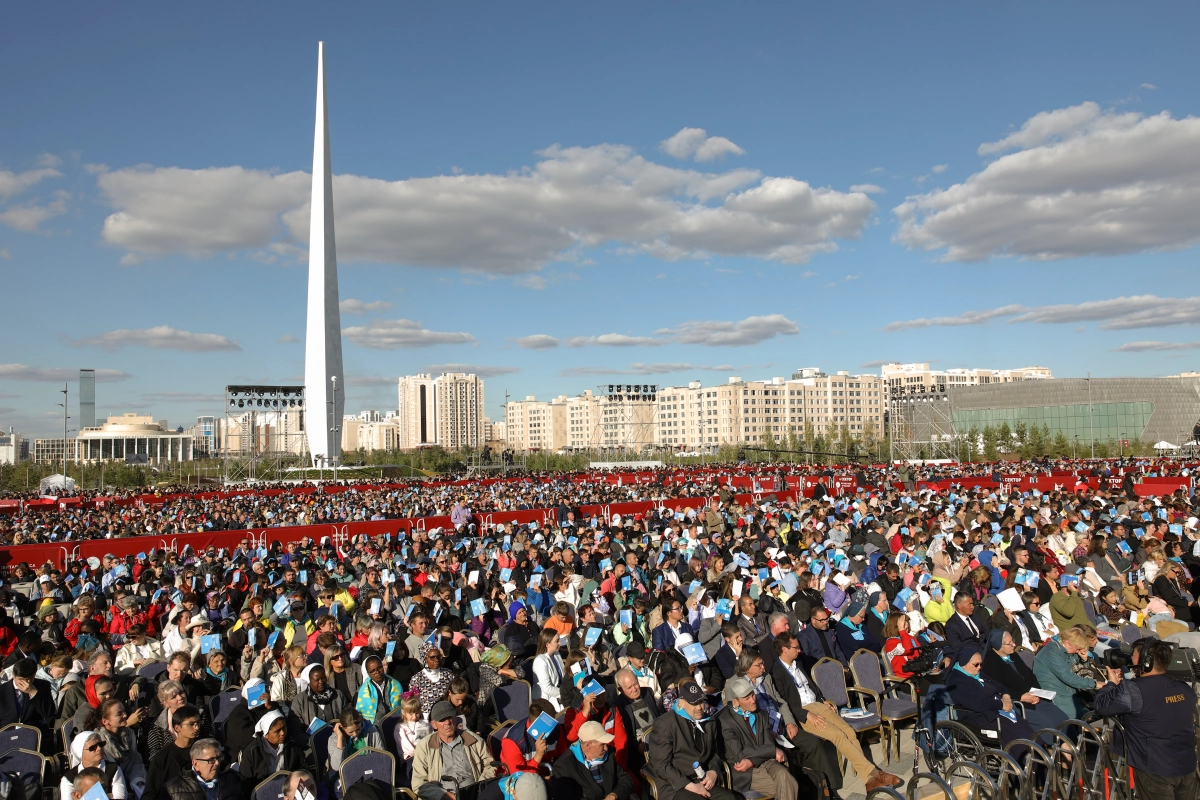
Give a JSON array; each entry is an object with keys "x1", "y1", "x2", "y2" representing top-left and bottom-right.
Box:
[{"x1": 304, "y1": 41, "x2": 345, "y2": 466}]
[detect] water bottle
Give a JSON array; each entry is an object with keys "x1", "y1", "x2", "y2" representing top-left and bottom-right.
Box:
[{"x1": 693, "y1": 761, "x2": 705, "y2": 781}]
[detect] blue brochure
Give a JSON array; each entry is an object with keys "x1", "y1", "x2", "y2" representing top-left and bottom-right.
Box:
[
  {"x1": 526, "y1": 711, "x2": 559, "y2": 740},
  {"x1": 246, "y1": 682, "x2": 267, "y2": 708},
  {"x1": 620, "y1": 609, "x2": 633, "y2": 627},
  {"x1": 893, "y1": 588, "x2": 916, "y2": 611},
  {"x1": 584, "y1": 627, "x2": 602, "y2": 647},
  {"x1": 682, "y1": 642, "x2": 707, "y2": 665},
  {"x1": 714, "y1": 598, "x2": 734, "y2": 617},
  {"x1": 582, "y1": 678, "x2": 605, "y2": 696},
  {"x1": 470, "y1": 598, "x2": 487, "y2": 617},
  {"x1": 200, "y1": 634, "x2": 222, "y2": 654},
  {"x1": 266, "y1": 631, "x2": 280, "y2": 650},
  {"x1": 307, "y1": 717, "x2": 327, "y2": 734}
]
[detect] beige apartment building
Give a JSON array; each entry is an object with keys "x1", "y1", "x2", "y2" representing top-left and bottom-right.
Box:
[
  {"x1": 505, "y1": 389, "x2": 655, "y2": 452},
  {"x1": 341, "y1": 416, "x2": 400, "y2": 452},
  {"x1": 880, "y1": 362, "x2": 1052, "y2": 398},
  {"x1": 397, "y1": 373, "x2": 485, "y2": 450},
  {"x1": 655, "y1": 368, "x2": 885, "y2": 448}
]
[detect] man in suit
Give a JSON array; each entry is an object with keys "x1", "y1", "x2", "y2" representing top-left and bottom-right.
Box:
[
  {"x1": 614, "y1": 669, "x2": 658, "y2": 779},
  {"x1": 0, "y1": 659, "x2": 56, "y2": 754},
  {"x1": 770, "y1": 634, "x2": 902, "y2": 794},
  {"x1": 646, "y1": 681, "x2": 736, "y2": 800},
  {"x1": 651, "y1": 599, "x2": 695, "y2": 653},
  {"x1": 718, "y1": 676, "x2": 798, "y2": 800},
  {"x1": 736, "y1": 596, "x2": 771, "y2": 648},
  {"x1": 796, "y1": 608, "x2": 848, "y2": 670},
  {"x1": 758, "y1": 613, "x2": 793, "y2": 672},
  {"x1": 713, "y1": 623, "x2": 742, "y2": 680},
  {"x1": 945, "y1": 594, "x2": 988, "y2": 656}
]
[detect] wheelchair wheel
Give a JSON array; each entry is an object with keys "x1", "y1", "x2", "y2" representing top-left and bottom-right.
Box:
[{"x1": 926, "y1": 720, "x2": 986, "y2": 776}]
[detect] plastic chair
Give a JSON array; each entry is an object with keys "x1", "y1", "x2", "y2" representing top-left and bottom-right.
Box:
[
  {"x1": 311, "y1": 725, "x2": 334, "y2": 781},
  {"x1": 492, "y1": 680, "x2": 531, "y2": 727},
  {"x1": 61, "y1": 720, "x2": 76, "y2": 755},
  {"x1": 848, "y1": 649, "x2": 917, "y2": 762},
  {"x1": 138, "y1": 661, "x2": 168, "y2": 680},
  {"x1": 339, "y1": 747, "x2": 395, "y2": 788},
  {"x1": 0, "y1": 725, "x2": 40, "y2": 757},
  {"x1": 252, "y1": 771, "x2": 291, "y2": 800},
  {"x1": 212, "y1": 690, "x2": 243, "y2": 727},
  {"x1": 810, "y1": 657, "x2": 885, "y2": 761}
]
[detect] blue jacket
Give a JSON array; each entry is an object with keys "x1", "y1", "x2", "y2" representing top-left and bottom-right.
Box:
[
  {"x1": 834, "y1": 619, "x2": 880, "y2": 656},
  {"x1": 651, "y1": 620, "x2": 695, "y2": 653}
]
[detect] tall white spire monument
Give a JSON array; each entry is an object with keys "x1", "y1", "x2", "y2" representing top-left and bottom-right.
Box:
[{"x1": 304, "y1": 41, "x2": 345, "y2": 467}]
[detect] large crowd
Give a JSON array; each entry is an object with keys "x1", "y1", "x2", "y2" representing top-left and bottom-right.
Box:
[{"x1": 0, "y1": 459, "x2": 1196, "y2": 800}]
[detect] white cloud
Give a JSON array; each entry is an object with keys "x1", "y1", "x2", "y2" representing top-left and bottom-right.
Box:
[
  {"x1": 424, "y1": 364, "x2": 520, "y2": 378},
  {"x1": 97, "y1": 138, "x2": 871, "y2": 273},
  {"x1": 657, "y1": 314, "x2": 799, "y2": 346},
  {"x1": 0, "y1": 168, "x2": 60, "y2": 200},
  {"x1": 567, "y1": 334, "x2": 665, "y2": 348},
  {"x1": 0, "y1": 191, "x2": 68, "y2": 232},
  {"x1": 278, "y1": 334, "x2": 299, "y2": 344},
  {"x1": 931, "y1": 164, "x2": 948, "y2": 174},
  {"x1": 342, "y1": 319, "x2": 476, "y2": 349},
  {"x1": 562, "y1": 362, "x2": 737, "y2": 377},
  {"x1": 515, "y1": 334, "x2": 560, "y2": 350},
  {"x1": 339, "y1": 298, "x2": 393, "y2": 314},
  {"x1": 1111, "y1": 341, "x2": 1200, "y2": 352},
  {"x1": 884, "y1": 295, "x2": 1200, "y2": 332},
  {"x1": 71, "y1": 325, "x2": 241, "y2": 352},
  {"x1": 1141, "y1": 83, "x2": 1158, "y2": 90},
  {"x1": 345, "y1": 375, "x2": 397, "y2": 387},
  {"x1": 34, "y1": 153, "x2": 62, "y2": 169},
  {"x1": 861, "y1": 359, "x2": 897, "y2": 368},
  {"x1": 897, "y1": 102, "x2": 1200, "y2": 261},
  {"x1": 850, "y1": 184, "x2": 884, "y2": 194},
  {"x1": 0, "y1": 364, "x2": 130, "y2": 382},
  {"x1": 0, "y1": 248, "x2": 9, "y2": 260},
  {"x1": 143, "y1": 391, "x2": 224, "y2": 403},
  {"x1": 660, "y1": 128, "x2": 746, "y2": 162},
  {"x1": 883, "y1": 305, "x2": 1026, "y2": 332}
]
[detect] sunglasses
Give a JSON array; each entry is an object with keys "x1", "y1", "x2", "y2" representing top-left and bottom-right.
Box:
[{"x1": 85, "y1": 743, "x2": 103, "y2": 752}]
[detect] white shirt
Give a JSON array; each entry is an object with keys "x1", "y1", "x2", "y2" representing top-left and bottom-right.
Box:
[
  {"x1": 785, "y1": 659, "x2": 818, "y2": 706},
  {"x1": 956, "y1": 612, "x2": 979, "y2": 638}
]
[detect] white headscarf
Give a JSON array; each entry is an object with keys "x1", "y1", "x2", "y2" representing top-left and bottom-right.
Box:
[
  {"x1": 254, "y1": 710, "x2": 285, "y2": 737},
  {"x1": 70, "y1": 731, "x2": 103, "y2": 768},
  {"x1": 299, "y1": 663, "x2": 319, "y2": 693}
]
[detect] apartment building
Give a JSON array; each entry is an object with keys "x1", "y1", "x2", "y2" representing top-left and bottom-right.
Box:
[
  {"x1": 506, "y1": 389, "x2": 655, "y2": 452},
  {"x1": 342, "y1": 417, "x2": 399, "y2": 452},
  {"x1": 504, "y1": 396, "x2": 562, "y2": 451},
  {"x1": 880, "y1": 362, "x2": 1052, "y2": 398},
  {"x1": 397, "y1": 373, "x2": 486, "y2": 450}
]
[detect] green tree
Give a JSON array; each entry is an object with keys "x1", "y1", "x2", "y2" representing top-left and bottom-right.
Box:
[
  {"x1": 983, "y1": 425, "x2": 999, "y2": 462},
  {"x1": 997, "y1": 422, "x2": 1013, "y2": 454},
  {"x1": 1052, "y1": 429, "x2": 1070, "y2": 458}
]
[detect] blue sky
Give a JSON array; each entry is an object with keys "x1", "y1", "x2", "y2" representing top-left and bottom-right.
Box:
[{"x1": 3, "y1": 3, "x2": 1200, "y2": 437}]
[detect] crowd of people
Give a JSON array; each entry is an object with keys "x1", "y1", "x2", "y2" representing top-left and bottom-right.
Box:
[{"x1": 0, "y1": 458, "x2": 1195, "y2": 800}]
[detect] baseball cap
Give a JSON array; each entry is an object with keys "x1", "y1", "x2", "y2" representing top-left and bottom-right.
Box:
[
  {"x1": 678, "y1": 682, "x2": 705, "y2": 705},
  {"x1": 577, "y1": 720, "x2": 615, "y2": 743},
  {"x1": 723, "y1": 676, "x2": 755, "y2": 702},
  {"x1": 430, "y1": 700, "x2": 458, "y2": 722},
  {"x1": 625, "y1": 642, "x2": 646, "y2": 659}
]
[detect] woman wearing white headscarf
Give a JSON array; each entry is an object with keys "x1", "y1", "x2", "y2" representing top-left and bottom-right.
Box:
[
  {"x1": 60, "y1": 731, "x2": 128, "y2": 800},
  {"x1": 237, "y1": 709, "x2": 304, "y2": 786}
]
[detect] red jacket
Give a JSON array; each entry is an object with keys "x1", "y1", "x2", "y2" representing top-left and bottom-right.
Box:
[
  {"x1": 499, "y1": 719, "x2": 566, "y2": 776},
  {"x1": 563, "y1": 704, "x2": 631, "y2": 776}
]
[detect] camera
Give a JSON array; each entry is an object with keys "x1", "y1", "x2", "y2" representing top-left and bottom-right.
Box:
[{"x1": 1102, "y1": 646, "x2": 1135, "y2": 670}]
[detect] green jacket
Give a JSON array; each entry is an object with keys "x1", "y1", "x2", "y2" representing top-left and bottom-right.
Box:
[
  {"x1": 1032, "y1": 636, "x2": 1094, "y2": 719},
  {"x1": 1049, "y1": 590, "x2": 1090, "y2": 632}
]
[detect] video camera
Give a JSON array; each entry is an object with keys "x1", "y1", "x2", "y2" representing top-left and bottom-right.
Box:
[{"x1": 1102, "y1": 639, "x2": 1200, "y2": 683}]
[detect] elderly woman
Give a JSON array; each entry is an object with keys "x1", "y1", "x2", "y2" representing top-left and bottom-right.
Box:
[
  {"x1": 114, "y1": 624, "x2": 164, "y2": 676},
  {"x1": 944, "y1": 645, "x2": 1037, "y2": 755},
  {"x1": 161, "y1": 609, "x2": 200, "y2": 657},
  {"x1": 407, "y1": 644, "x2": 454, "y2": 718},
  {"x1": 90, "y1": 699, "x2": 147, "y2": 799},
  {"x1": 1031, "y1": 627, "x2": 1106, "y2": 721},
  {"x1": 354, "y1": 656, "x2": 404, "y2": 724},
  {"x1": 469, "y1": 644, "x2": 524, "y2": 709},
  {"x1": 238, "y1": 709, "x2": 304, "y2": 785},
  {"x1": 981, "y1": 630, "x2": 1068, "y2": 732},
  {"x1": 1153, "y1": 561, "x2": 1198, "y2": 625},
  {"x1": 60, "y1": 731, "x2": 129, "y2": 800},
  {"x1": 199, "y1": 649, "x2": 238, "y2": 694}
]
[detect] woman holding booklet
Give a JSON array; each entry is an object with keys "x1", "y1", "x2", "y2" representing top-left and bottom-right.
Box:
[{"x1": 981, "y1": 630, "x2": 1068, "y2": 732}]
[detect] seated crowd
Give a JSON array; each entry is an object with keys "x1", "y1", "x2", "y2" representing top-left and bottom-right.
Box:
[{"x1": 0, "y1": 466, "x2": 1196, "y2": 800}]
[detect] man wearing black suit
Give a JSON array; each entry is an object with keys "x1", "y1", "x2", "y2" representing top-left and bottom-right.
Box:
[
  {"x1": 713, "y1": 623, "x2": 741, "y2": 680},
  {"x1": 944, "y1": 594, "x2": 989, "y2": 656},
  {"x1": 796, "y1": 609, "x2": 847, "y2": 670},
  {"x1": 0, "y1": 659, "x2": 55, "y2": 755}
]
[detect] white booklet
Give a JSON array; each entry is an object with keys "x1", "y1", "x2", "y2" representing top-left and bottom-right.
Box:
[{"x1": 1028, "y1": 688, "x2": 1057, "y2": 701}]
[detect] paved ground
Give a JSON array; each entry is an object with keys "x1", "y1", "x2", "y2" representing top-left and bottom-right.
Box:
[{"x1": 837, "y1": 726, "x2": 924, "y2": 800}]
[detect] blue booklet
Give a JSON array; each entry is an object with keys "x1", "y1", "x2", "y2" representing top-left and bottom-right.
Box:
[
  {"x1": 584, "y1": 627, "x2": 602, "y2": 646},
  {"x1": 246, "y1": 682, "x2": 266, "y2": 708},
  {"x1": 266, "y1": 631, "x2": 280, "y2": 650},
  {"x1": 582, "y1": 678, "x2": 605, "y2": 696},
  {"x1": 1060, "y1": 574, "x2": 1081, "y2": 588},
  {"x1": 714, "y1": 598, "x2": 734, "y2": 617},
  {"x1": 385, "y1": 641, "x2": 396, "y2": 662},
  {"x1": 500, "y1": 568, "x2": 513, "y2": 582},
  {"x1": 470, "y1": 598, "x2": 487, "y2": 618},
  {"x1": 526, "y1": 711, "x2": 558, "y2": 740},
  {"x1": 306, "y1": 717, "x2": 327, "y2": 734},
  {"x1": 200, "y1": 634, "x2": 222, "y2": 654},
  {"x1": 682, "y1": 642, "x2": 708, "y2": 665},
  {"x1": 621, "y1": 576, "x2": 631, "y2": 591},
  {"x1": 893, "y1": 588, "x2": 915, "y2": 611},
  {"x1": 619, "y1": 609, "x2": 633, "y2": 627},
  {"x1": 272, "y1": 596, "x2": 291, "y2": 617},
  {"x1": 81, "y1": 781, "x2": 109, "y2": 800}
]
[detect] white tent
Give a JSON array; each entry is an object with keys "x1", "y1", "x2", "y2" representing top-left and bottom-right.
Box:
[
  {"x1": 38, "y1": 474, "x2": 76, "y2": 496},
  {"x1": 1153, "y1": 441, "x2": 1180, "y2": 451}
]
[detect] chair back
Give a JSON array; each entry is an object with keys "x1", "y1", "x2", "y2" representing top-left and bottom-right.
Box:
[
  {"x1": 138, "y1": 662, "x2": 168, "y2": 680},
  {"x1": 811, "y1": 658, "x2": 849, "y2": 707},
  {"x1": 1017, "y1": 649, "x2": 1035, "y2": 670},
  {"x1": 339, "y1": 747, "x2": 396, "y2": 788},
  {"x1": 848, "y1": 649, "x2": 885, "y2": 695},
  {"x1": 61, "y1": 720, "x2": 76, "y2": 755},
  {"x1": 488, "y1": 723, "x2": 512, "y2": 762},
  {"x1": 493, "y1": 680, "x2": 531, "y2": 725},
  {"x1": 0, "y1": 749, "x2": 43, "y2": 782},
  {"x1": 982, "y1": 595, "x2": 1000, "y2": 614},
  {"x1": 0, "y1": 725, "x2": 39, "y2": 757},
  {"x1": 311, "y1": 725, "x2": 334, "y2": 780},
  {"x1": 378, "y1": 709, "x2": 404, "y2": 758},
  {"x1": 213, "y1": 690, "x2": 243, "y2": 725},
  {"x1": 1121, "y1": 624, "x2": 1143, "y2": 644},
  {"x1": 253, "y1": 771, "x2": 291, "y2": 800},
  {"x1": 1082, "y1": 598, "x2": 1097, "y2": 625}
]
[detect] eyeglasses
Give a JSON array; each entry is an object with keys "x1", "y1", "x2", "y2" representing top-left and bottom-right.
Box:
[
  {"x1": 194, "y1": 756, "x2": 221, "y2": 765},
  {"x1": 85, "y1": 743, "x2": 103, "y2": 752},
  {"x1": 812, "y1": 616, "x2": 829, "y2": 622}
]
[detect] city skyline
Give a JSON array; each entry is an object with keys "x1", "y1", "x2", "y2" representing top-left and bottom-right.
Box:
[{"x1": 3, "y1": 4, "x2": 1200, "y2": 439}]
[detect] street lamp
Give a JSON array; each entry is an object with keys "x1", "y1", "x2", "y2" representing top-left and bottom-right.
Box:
[
  {"x1": 57, "y1": 383, "x2": 71, "y2": 479},
  {"x1": 327, "y1": 375, "x2": 340, "y2": 482}
]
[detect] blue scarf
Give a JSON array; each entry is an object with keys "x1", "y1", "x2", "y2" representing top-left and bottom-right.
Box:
[
  {"x1": 732, "y1": 705, "x2": 756, "y2": 733},
  {"x1": 671, "y1": 700, "x2": 707, "y2": 727},
  {"x1": 570, "y1": 740, "x2": 608, "y2": 777},
  {"x1": 952, "y1": 663, "x2": 984, "y2": 684},
  {"x1": 839, "y1": 617, "x2": 862, "y2": 632}
]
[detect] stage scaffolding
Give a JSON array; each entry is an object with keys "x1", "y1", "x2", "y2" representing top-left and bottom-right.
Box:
[
  {"x1": 888, "y1": 389, "x2": 960, "y2": 462},
  {"x1": 466, "y1": 446, "x2": 528, "y2": 476},
  {"x1": 221, "y1": 385, "x2": 308, "y2": 484},
  {"x1": 592, "y1": 383, "x2": 657, "y2": 464}
]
